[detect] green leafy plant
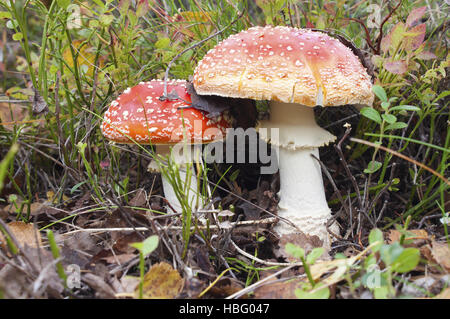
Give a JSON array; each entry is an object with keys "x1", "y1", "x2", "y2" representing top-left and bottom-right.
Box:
[
  {"x1": 361, "y1": 228, "x2": 420, "y2": 299},
  {"x1": 285, "y1": 243, "x2": 329, "y2": 299},
  {"x1": 360, "y1": 85, "x2": 421, "y2": 175},
  {"x1": 130, "y1": 235, "x2": 159, "y2": 299}
]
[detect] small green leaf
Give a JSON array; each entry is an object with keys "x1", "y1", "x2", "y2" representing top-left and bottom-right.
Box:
[
  {"x1": 389, "y1": 105, "x2": 421, "y2": 112},
  {"x1": 306, "y1": 247, "x2": 324, "y2": 264},
  {"x1": 380, "y1": 242, "x2": 404, "y2": 266},
  {"x1": 385, "y1": 122, "x2": 408, "y2": 131},
  {"x1": 92, "y1": 0, "x2": 106, "y2": 9},
  {"x1": 12, "y1": 32, "x2": 23, "y2": 41},
  {"x1": 295, "y1": 283, "x2": 330, "y2": 299},
  {"x1": 89, "y1": 20, "x2": 100, "y2": 28},
  {"x1": 433, "y1": 91, "x2": 450, "y2": 103},
  {"x1": 285, "y1": 243, "x2": 304, "y2": 259},
  {"x1": 364, "y1": 160, "x2": 382, "y2": 174},
  {"x1": 229, "y1": 169, "x2": 240, "y2": 182},
  {"x1": 76, "y1": 141, "x2": 87, "y2": 153},
  {"x1": 381, "y1": 101, "x2": 390, "y2": 110},
  {"x1": 99, "y1": 14, "x2": 114, "y2": 26},
  {"x1": 0, "y1": 12, "x2": 12, "y2": 19},
  {"x1": 373, "y1": 286, "x2": 390, "y2": 299},
  {"x1": 361, "y1": 107, "x2": 382, "y2": 124},
  {"x1": 381, "y1": 114, "x2": 397, "y2": 124},
  {"x1": 70, "y1": 180, "x2": 87, "y2": 194},
  {"x1": 130, "y1": 235, "x2": 159, "y2": 257},
  {"x1": 368, "y1": 228, "x2": 384, "y2": 253},
  {"x1": 56, "y1": 0, "x2": 71, "y2": 9},
  {"x1": 155, "y1": 37, "x2": 171, "y2": 50},
  {"x1": 372, "y1": 85, "x2": 388, "y2": 102},
  {"x1": 391, "y1": 247, "x2": 420, "y2": 273}
]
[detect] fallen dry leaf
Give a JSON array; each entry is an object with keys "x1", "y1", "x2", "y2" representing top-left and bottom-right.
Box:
[
  {"x1": 431, "y1": 242, "x2": 450, "y2": 272},
  {"x1": 0, "y1": 221, "x2": 42, "y2": 251},
  {"x1": 82, "y1": 273, "x2": 116, "y2": 299},
  {"x1": 207, "y1": 278, "x2": 244, "y2": 298},
  {"x1": 100, "y1": 253, "x2": 136, "y2": 265},
  {"x1": 387, "y1": 229, "x2": 429, "y2": 247},
  {"x1": 0, "y1": 246, "x2": 64, "y2": 298},
  {"x1": 434, "y1": 288, "x2": 450, "y2": 299},
  {"x1": 253, "y1": 278, "x2": 302, "y2": 299},
  {"x1": 276, "y1": 232, "x2": 323, "y2": 262},
  {"x1": 128, "y1": 188, "x2": 148, "y2": 209},
  {"x1": 310, "y1": 244, "x2": 374, "y2": 287},
  {"x1": 118, "y1": 276, "x2": 140, "y2": 296},
  {"x1": 135, "y1": 262, "x2": 184, "y2": 299},
  {"x1": 0, "y1": 264, "x2": 30, "y2": 298}
]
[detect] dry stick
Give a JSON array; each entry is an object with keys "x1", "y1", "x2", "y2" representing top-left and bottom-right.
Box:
[
  {"x1": 346, "y1": 193, "x2": 354, "y2": 239},
  {"x1": 350, "y1": 137, "x2": 450, "y2": 186},
  {"x1": 230, "y1": 240, "x2": 303, "y2": 267},
  {"x1": 335, "y1": 127, "x2": 363, "y2": 208},
  {"x1": 366, "y1": 162, "x2": 397, "y2": 225},
  {"x1": 58, "y1": 218, "x2": 278, "y2": 237},
  {"x1": 0, "y1": 99, "x2": 31, "y2": 103},
  {"x1": 160, "y1": 9, "x2": 245, "y2": 99},
  {"x1": 375, "y1": 0, "x2": 403, "y2": 54},
  {"x1": 226, "y1": 265, "x2": 302, "y2": 299},
  {"x1": 105, "y1": 185, "x2": 147, "y2": 240},
  {"x1": 17, "y1": 141, "x2": 79, "y2": 177},
  {"x1": 54, "y1": 71, "x2": 64, "y2": 159}
]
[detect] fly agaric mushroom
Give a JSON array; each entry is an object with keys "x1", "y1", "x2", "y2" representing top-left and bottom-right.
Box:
[
  {"x1": 101, "y1": 79, "x2": 230, "y2": 213},
  {"x1": 193, "y1": 26, "x2": 374, "y2": 244}
]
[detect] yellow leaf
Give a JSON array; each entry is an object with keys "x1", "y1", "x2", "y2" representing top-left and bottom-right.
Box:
[
  {"x1": 0, "y1": 221, "x2": 42, "y2": 251},
  {"x1": 63, "y1": 40, "x2": 104, "y2": 78},
  {"x1": 135, "y1": 262, "x2": 184, "y2": 299}
]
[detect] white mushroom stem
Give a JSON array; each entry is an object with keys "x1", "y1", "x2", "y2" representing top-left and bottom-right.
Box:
[
  {"x1": 150, "y1": 145, "x2": 203, "y2": 214},
  {"x1": 258, "y1": 101, "x2": 338, "y2": 244}
]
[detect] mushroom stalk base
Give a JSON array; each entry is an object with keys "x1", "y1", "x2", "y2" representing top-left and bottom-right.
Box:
[
  {"x1": 259, "y1": 102, "x2": 337, "y2": 245},
  {"x1": 153, "y1": 145, "x2": 203, "y2": 215}
]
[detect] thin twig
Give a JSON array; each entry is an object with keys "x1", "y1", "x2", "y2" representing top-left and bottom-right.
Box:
[
  {"x1": 226, "y1": 265, "x2": 301, "y2": 299},
  {"x1": 335, "y1": 127, "x2": 363, "y2": 208},
  {"x1": 375, "y1": 0, "x2": 403, "y2": 54},
  {"x1": 57, "y1": 217, "x2": 278, "y2": 237},
  {"x1": 350, "y1": 137, "x2": 450, "y2": 186},
  {"x1": 230, "y1": 240, "x2": 302, "y2": 267}
]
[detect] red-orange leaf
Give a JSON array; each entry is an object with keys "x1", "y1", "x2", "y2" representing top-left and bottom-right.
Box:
[
  {"x1": 406, "y1": 6, "x2": 427, "y2": 28},
  {"x1": 384, "y1": 60, "x2": 408, "y2": 75},
  {"x1": 404, "y1": 23, "x2": 426, "y2": 51}
]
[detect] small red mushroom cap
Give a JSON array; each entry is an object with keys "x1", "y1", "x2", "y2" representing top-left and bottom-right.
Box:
[{"x1": 101, "y1": 80, "x2": 230, "y2": 144}]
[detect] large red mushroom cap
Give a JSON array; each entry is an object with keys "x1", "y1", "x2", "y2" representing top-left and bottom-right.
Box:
[
  {"x1": 193, "y1": 25, "x2": 373, "y2": 107},
  {"x1": 101, "y1": 79, "x2": 230, "y2": 144}
]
